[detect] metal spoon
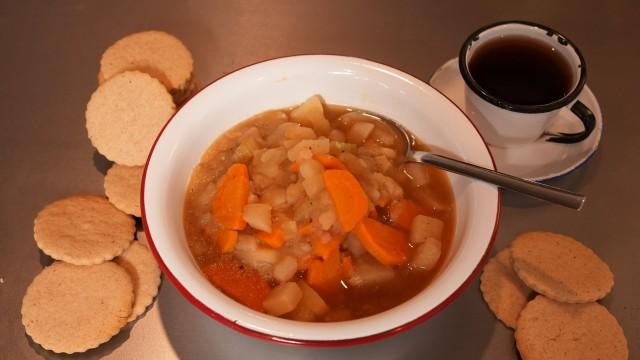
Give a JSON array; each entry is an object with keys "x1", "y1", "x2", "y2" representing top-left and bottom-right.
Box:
[{"x1": 363, "y1": 112, "x2": 586, "y2": 210}]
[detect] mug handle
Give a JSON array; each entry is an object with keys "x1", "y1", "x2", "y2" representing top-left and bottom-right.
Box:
[{"x1": 547, "y1": 100, "x2": 596, "y2": 144}]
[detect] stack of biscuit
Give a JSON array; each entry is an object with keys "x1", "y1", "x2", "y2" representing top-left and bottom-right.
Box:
[
  {"x1": 21, "y1": 31, "x2": 195, "y2": 354},
  {"x1": 480, "y1": 232, "x2": 628, "y2": 360}
]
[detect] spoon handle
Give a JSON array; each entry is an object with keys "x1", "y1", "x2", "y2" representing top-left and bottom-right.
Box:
[{"x1": 412, "y1": 151, "x2": 586, "y2": 210}]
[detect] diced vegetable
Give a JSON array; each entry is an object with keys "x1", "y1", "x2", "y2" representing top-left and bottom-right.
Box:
[
  {"x1": 260, "y1": 147, "x2": 287, "y2": 165},
  {"x1": 347, "y1": 254, "x2": 395, "y2": 288},
  {"x1": 313, "y1": 154, "x2": 347, "y2": 170},
  {"x1": 302, "y1": 176, "x2": 325, "y2": 197},
  {"x1": 201, "y1": 259, "x2": 271, "y2": 312},
  {"x1": 347, "y1": 122, "x2": 375, "y2": 144},
  {"x1": 235, "y1": 247, "x2": 281, "y2": 270},
  {"x1": 299, "y1": 158, "x2": 324, "y2": 179},
  {"x1": 243, "y1": 203, "x2": 272, "y2": 232},
  {"x1": 286, "y1": 182, "x2": 305, "y2": 205},
  {"x1": 235, "y1": 234, "x2": 258, "y2": 251},
  {"x1": 343, "y1": 232, "x2": 366, "y2": 257},
  {"x1": 262, "y1": 282, "x2": 303, "y2": 316},
  {"x1": 410, "y1": 214, "x2": 444, "y2": 244},
  {"x1": 217, "y1": 230, "x2": 238, "y2": 253},
  {"x1": 281, "y1": 220, "x2": 298, "y2": 239},
  {"x1": 256, "y1": 224, "x2": 285, "y2": 248},
  {"x1": 273, "y1": 255, "x2": 298, "y2": 283},
  {"x1": 232, "y1": 137, "x2": 260, "y2": 163},
  {"x1": 328, "y1": 129, "x2": 346, "y2": 142},
  {"x1": 306, "y1": 248, "x2": 342, "y2": 293},
  {"x1": 289, "y1": 95, "x2": 331, "y2": 135},
  {"x1": 318, "y1": 208, "x2": 337, "y2": 231},
  {"x1": 288, "y1": 280, "x2": 330, "y2": 321},
  {"x1": 261, "y1": 186, "x2": 287, "y2": 210},
  {"x1": 409, "y1": 238, "x2": 442, "y2": 271},
  {"x1": 287, "y1": 138, "x2": 331, "y2": 162},
  {"x1": 323, "y1": 169, "x2": 369, "y2": 231},
  {"x1": 353, "y1": 218, "x2": 409, "y2": 265},
  {"x1": 266, "y1": 122, "x2": 298, "y2": 146},
  {"x1": 211, "y1": 163, "x2": 249, "y2": 230},
  {"x1": 389, "y1": 199, "x2": 426, "y2": 230},
  {"x1": 311, "y1": 233, "x2": 342, "y2": 259},
  {"x1": 329, "y1": 141, "x2": 358, "y2": 155},
  {"x1": 285, "y1": 125, "x2": 317, "y2": 140}
]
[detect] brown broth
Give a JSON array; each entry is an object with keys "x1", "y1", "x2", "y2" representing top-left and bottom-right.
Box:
[{"x1": 183, "y1": 104, "x2": 456, "y2": 321}]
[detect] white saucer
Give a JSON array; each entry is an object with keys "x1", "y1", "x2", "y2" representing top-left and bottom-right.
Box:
[{"x1": 429, "y1": 58, "x2": 603, "y2": 181}]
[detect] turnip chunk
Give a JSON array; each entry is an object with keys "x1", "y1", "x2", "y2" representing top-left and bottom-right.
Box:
[
  {"x1": 299, "y1": 159, "x2": 324, "y2": 179},
  {"x1": 347, "y1": 122, "x2": 375, "y2": 144},
  {"x1": 285, "y1": 126, "x2": 317, "y2": 141},
  {"x1": 289, "y1": 95, "x2": 331, "y2": 135},
  {"x1": 235, "y1": 234, "x2": 258, "y2": 251},
  {"x1": 347, "y1": 254, "x2": 395, "y2": 287},
  {"x1": 410, "y1": 215, "x2": 444, "y2": 244},
  {"x1": 243, "y1": 203, "x2": 272, "y2": 232},
  {"x1": 287, "y1": 138, "x2": 331, "y2": 162},
  {"x1": 409, "y1": 238, "x2": 441, "y2": 271},
  {"x1": 263, "y1": 282, "x2": 303, "y2": 316},
  {"x1": 302, "y1": 176, "x2": 324, "y2": 197},
  {"x1": 343, "y1": 232, "x2": 366, "y2": 257},
  {"x1": 403, "y1": 163, "x2": 429, "y2": 187},
  {"x1": 288, "y1": 280, "x2": 330, "y2": 321},
  {"x1": 273, "y1": 255, "x2": 298, "y2": 283}
]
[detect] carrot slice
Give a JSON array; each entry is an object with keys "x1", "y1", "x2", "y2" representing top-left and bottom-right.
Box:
[
  {"x1": 389, "y1": 199, "x2": 426, "y2": 230},
  {"x1": 217, "y1": 230, "x2": 238, "y2": 253},
  {"x1": 313, "y1": 154, "x2": 347, "y2": 170},
  {"x1": 201, "y1": 258, "x2": 271, "y2": 312},
  {"x1": 353, "y1": 218, "x2": 409, "y2": 265},
  {"x1": 211, "y1": 163, "x2": 249, "y2": 230},
  {"x1": 256, "y1": 224, "x2": 285, "y2": 248},
  {"x1": 290, "y1": 161, "x2": 300, "y2": 173},
  {"x1": 323, "y1": 169, "x2": 368, "y2": 231},
  {"x1": 311, "y1": 233, "x2": 342, "y2": 259},
  {"x1": 306, "y1": 248, "x2": 342, "y2": 293}
]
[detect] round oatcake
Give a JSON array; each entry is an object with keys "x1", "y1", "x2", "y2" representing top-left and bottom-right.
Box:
[
  {"x1": 104, "y1": 164, "x2": 144, "y2": 217},
  {"x1": 98, "y1": 30, "x2": 194, "y2": 103},
  {"x1": 86, "y1": 71, "x2": 175, "y2": 166},
  {"x1": 115, "y1": 242, "x2": 162, "y2": 321},
  {"x1": 34, "y1": 195, "x2": 135, "y2": 265},
  {"x1": 480, "y1": 248, "x2": 534, "y2": 329},
  {"x1": 515, "y1": 295, "x2": 628, "y2": 360},
  {"x1": 510, "y1": 232, "x2": 613, "y2": 303},
  {"x1": 21, "y1": 262, "x2": 134, "y2": 354}
]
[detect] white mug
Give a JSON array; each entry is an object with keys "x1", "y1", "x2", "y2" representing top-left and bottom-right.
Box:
[{"x1": 458, "y1": 21, "x2": 595, "y2": 148}]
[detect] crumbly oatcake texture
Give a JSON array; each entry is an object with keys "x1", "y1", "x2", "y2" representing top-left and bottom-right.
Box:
[
  {"x1": 515, "y1": 295, "x2": 628, "y2": 360},
  {"x1": 86, "y1": 71, "x2": 175, "y2": 166},
  {"x1": 115, "y1": 242, "x2": 162, "y2": 321},
  {"x1": 98, "y1": 30, "x2": 194, "y2": 100},
  {"x1": 21, "y1": 262, "x2": 134, "y2": 354},
  {"x1": 510, "y1": 232, "x2": 613, "y2": 303},
  {"x1": 104, "y1": 164, "x2": 144, "y2": 217},
  {"x1": 480, "y1": 248, "x2": 533, "y2": 329},
  {"x1": 34, "y1": 195, "x2": 135, "y2": 265}
]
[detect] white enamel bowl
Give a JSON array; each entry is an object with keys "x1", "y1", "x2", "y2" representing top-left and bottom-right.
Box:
[{"x1": 142, "y1": 55, "x2": 500, "y2": 346}]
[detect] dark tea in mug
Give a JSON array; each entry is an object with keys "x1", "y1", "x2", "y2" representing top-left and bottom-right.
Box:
[{"x1": 468, "y1": 36, "x2": 574, "y2": 106}]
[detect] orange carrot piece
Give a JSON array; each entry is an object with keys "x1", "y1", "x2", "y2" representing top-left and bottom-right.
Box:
[
  {"x1": 389, "y1": 199, "x2": 426, "y2": 230},
  {"x1": 211, "y1": 163, "x2": 249, "y2": 230},
  {"x1": 311, "y1": 233, "x2": 342, "y2": 259},
  {"x1": 353, "y1": 218, "x2": 409, "y2": 265},
  {"x1": 306, "y1": 248, "x2": 342, "y2": 293},
  {"x1": 313, "y1": 154, "x2": 347, "y2": 170},
  {"x1": 201, "y1": 258, "x2": 271, "y2": 312},
  {"x1": 290, "y1": 161, "x2": 300, "y2": 172},
  {"x1": 341, "y1": 254, "x2": 353, "y2": 278},
  {"x1": 256, "y1": 224, "x2": 285, "y2": 248},
  {"x1": 323, "y1": 169, "x2": 368, "y2": 231},
  {"x1": 217, "y1": 230, "x2": 238, "y2": 253},
  {"x1": 298, "y1": 221, "x2": 318, "y2": 236}
]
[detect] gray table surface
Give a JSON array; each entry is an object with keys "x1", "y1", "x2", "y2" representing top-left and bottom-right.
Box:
[{"x1": 1, "y1": 1, "x2": 639, "y2": 359}]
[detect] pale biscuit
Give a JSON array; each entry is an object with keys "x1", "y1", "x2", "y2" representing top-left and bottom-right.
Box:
[
  {"x1": 34, "y1": 195, "x2": 135, "y2": 265},
  {"x1": 480, "y1": 248, "x2": 533, "y2": 329},
  {"x1": 86, "y1": 71, "x2": 175, "y2": 166},
  {"x1": 98, "y1": 30, "x2": 194, "y2": 103},
  {"x1": 104, "y1": 164, "x2": 144, "y2": 217},
  {"x1": 115, "y1": 242, "x2": 162, "y2": 321},
  {"x1": 21, "y1": 262, "x2": 134, "y2": 354},
  {"x1": 515, "y1": 295, "x2": 628, "y2": 360},
  {"x1": 511, "y1": 232, "x2": 613, "y2": 303}
]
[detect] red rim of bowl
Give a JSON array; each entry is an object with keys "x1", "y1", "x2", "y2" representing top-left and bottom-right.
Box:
[{"x1": 140, "y1": 54, "x2": 502, "y2": 347}]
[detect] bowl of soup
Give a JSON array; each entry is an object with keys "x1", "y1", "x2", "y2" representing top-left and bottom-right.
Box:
[{"x1": 142, "y1": 55, "x2": 500, "y2": 345}]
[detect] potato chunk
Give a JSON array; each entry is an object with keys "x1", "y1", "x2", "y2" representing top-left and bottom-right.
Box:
[
  {"x1": 273, "y1": 255, "x2": 298, "y2": 283},
  {"x1": 288, "y1": 280, "x2": 330, "y2": 321},
  {"x1": 410, "y1": 214, "x2": 444, "y2": 244},
  {"x1": 263, "y1": 282, "x2": 303, "y2": 316},
  {"x1": 243, "y1": 203, "x2": 272, "y2": 232},
  {"x1": 347, "y1": 254, "x2": 395, "y2": 287},
  {"x1": 290, "y1": 95, "x2": 331, "y2": 135},
  {"x1": 409, "y1": 238, "x2": 442, "y2": 271}
]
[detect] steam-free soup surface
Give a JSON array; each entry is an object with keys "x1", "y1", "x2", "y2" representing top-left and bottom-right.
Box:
[{"x1": 184, "y1": 95, "x2": 455, "y2": 321}]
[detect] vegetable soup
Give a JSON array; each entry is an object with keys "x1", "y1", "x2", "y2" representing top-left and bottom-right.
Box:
[{"x1": 183, "y1": 95, "x2": 455, "y2": 321}]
